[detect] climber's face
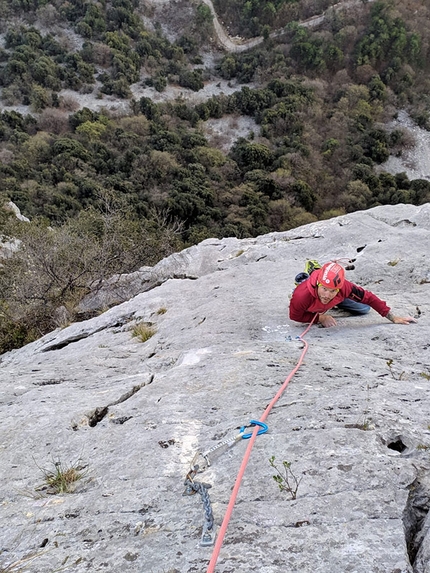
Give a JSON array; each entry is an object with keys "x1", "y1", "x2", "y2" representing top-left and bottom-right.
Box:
[{"x1": 317, "y1": 285, "x2": 339, "y2": 304}]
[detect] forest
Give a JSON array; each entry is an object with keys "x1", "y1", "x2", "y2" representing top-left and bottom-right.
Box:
[{"x1": 0, "y1": 0, "x2": 430, "y2": 352}]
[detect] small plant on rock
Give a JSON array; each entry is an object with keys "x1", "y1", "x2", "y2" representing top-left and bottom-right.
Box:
[
  {"x1": 387, "y1": 258, "x2": 400, "y2": 266},
  {"x1": 360, "y1": 418, "x2": 374, "y2": 430},
  {"x1": 0, "y1": 552, "x2": 42, "y2": 573},
  {"x1": 131, "y1": 322, "x2": 156, "y2": 342},
  {"x1": 386, "y1": 359, "x2": 405, "y2": 380},
  {"x1": 269, "y1": 455, "x2": 302, "y2": 500},
  {"x1": 36, "y1": 459, "x2": 88, "y2": 495}
]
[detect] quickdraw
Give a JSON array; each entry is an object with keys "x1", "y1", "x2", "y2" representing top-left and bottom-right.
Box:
[{"x1": 183, "y1": 420, "x2": 269, "y2": 546}]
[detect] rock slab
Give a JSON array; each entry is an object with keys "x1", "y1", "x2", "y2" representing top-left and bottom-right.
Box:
[{"x1": 1, "y1": 203, "x2": 430, "y2": 573}]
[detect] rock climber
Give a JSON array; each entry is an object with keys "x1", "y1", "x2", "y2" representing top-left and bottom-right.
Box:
[{"x1": 289, "y1": 261, "x2": 417, "y2": 328}]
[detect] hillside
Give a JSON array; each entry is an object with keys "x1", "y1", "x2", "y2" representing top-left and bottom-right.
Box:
[{"x1": 0, "y1": 0, "x2": 429, "y2": 224}]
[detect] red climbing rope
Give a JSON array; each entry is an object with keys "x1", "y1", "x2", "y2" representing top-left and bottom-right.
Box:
[{"x1": 206, "y1": 318, "x2": 317, "y2": 573}]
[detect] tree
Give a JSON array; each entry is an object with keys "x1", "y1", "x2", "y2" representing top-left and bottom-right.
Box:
[
  {"x1": 230, "y1": 139, "x2": 274, "y2": 172},
  {"x1": 362, "y1": 129, "x2": 389, "y2": 163},
  {"x1": 219, "y1": 56, "x2": 237, "y2": 80},
  {"x1": 291, "y1": 180, "x2": 316, "y2": 211},
  {"x1": 409, "y1": 179, "x2": 430, "y2": 205},
  {"x1": 290, "y1": 36, "x2": 325, "y2": 73},
  {"x1": 368, "y1": 75, "x2": 386, "y2": 101},
  {"x1": 196, "y1": 3, "x2": 212, "y2": 24},
  {"x1": 76, "y1": 120, "x2": 108, "y2": 142},
  {"x1": 339, "y1": 180, "x2": 372, "y2": 212},
  {"x1": 178, "y1": 70, "x2": 204, "y2": 92},
  {"x1": 0, "y1": 195, "x2": 183, "y2": 353},
  {"x1": 30, "y1": 84, "x2": 50, "y2": 111},
  {"x1": 355, "y1": 3, "x2": 422, "y2": 72}
]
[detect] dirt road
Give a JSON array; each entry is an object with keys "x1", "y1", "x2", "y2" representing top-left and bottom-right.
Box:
[{"x1": 200, "y1": 0, "x2": 372, "y2": 53}]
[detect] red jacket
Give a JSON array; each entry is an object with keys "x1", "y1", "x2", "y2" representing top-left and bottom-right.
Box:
[{"x1": 289, "y1": 270, "x2": 390, "y2": 324}]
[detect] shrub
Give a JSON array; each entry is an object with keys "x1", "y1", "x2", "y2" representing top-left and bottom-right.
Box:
[
  {"x1": 269, "y1": 455, "x2": 302, "y2": 500},
  {"x1": 0, "y1": 196, "x2": 180, "y2": 354},
  {"x1": 37, "y1": 109, "x2": 69, "y2": 134}
]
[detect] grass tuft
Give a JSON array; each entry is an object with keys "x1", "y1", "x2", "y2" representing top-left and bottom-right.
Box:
[
  {"x1": 0, "y1": 552, "x2": 44, "y2": 573},
  {"x1": 36, "y1": 459, "x2": 87, "y2": 495},
  {"x1": 131, "y1": 322, "x2": 156, "y2": 342}
]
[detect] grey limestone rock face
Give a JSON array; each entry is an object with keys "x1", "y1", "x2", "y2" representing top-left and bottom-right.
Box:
[{"x1": 1, "y1": 203, "x2": 430, "y2": 573}]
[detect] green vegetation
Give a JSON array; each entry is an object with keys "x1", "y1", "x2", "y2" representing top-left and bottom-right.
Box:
[
  {"x1": 386, "y1": 359, "x2": 406, "y2": 381},
  {"x1": 353, "y1": 419, "x2": 374, "y2": 431},
  {"x1": 269, "y1": 455, "x2": 302, "y2": 499},
  {"x1": 0, "y1": 195, "x2": 181, "y2": 353},
  {"x1": 417, "y1": 444, "x2": 430, "y2": 451},
  {"x1": 213, "y1": 0, "x2": 332, "y2": 38},
  {"x1": 0, "y1": 0, "x2": 209, "y2": 102},
  {"x1": 36, "y1": 458, "x2": 88, "y2": 494},
  {"x1": 1, "y1": 25, "x2": 95, "y2": 108},
  {"x1": 1, "y1": 0, "x2": 430, "y2": 353}
]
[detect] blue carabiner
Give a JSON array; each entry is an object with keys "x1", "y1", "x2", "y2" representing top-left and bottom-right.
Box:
[{"x1": 240, "y1": 420, "x2": 269, "y2": 439}]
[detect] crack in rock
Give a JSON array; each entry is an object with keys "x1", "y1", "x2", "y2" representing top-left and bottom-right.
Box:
[
  {"x1": 33, "y1": 378, "x2": 64, "y2": 386},
  {"x1": 403, "y1": 473, "x2": 430, "y2": 572},
  {"x1": 87, "y1": 406, "x2": 109, "y2": 427},
  {"x1": 84, "y1": 375, "x2": 154, "y2": 428},
  {"x1": 42, "y1": 331, "x2": 96, "y2": 351},
  {"x1": 393, "y1": 219, "x2": 417, "y2": 227},
  {"x1": 40, "y1": 314, "x2": 135, "y2": 352}
]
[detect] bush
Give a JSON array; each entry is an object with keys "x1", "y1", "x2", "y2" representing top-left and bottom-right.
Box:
[
  {"x1": 178, "y1": 69, "x2": 204, "y2": 92},
  {"x1": 0, "y1": 197, "x2": 182, "y2": 354}
]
